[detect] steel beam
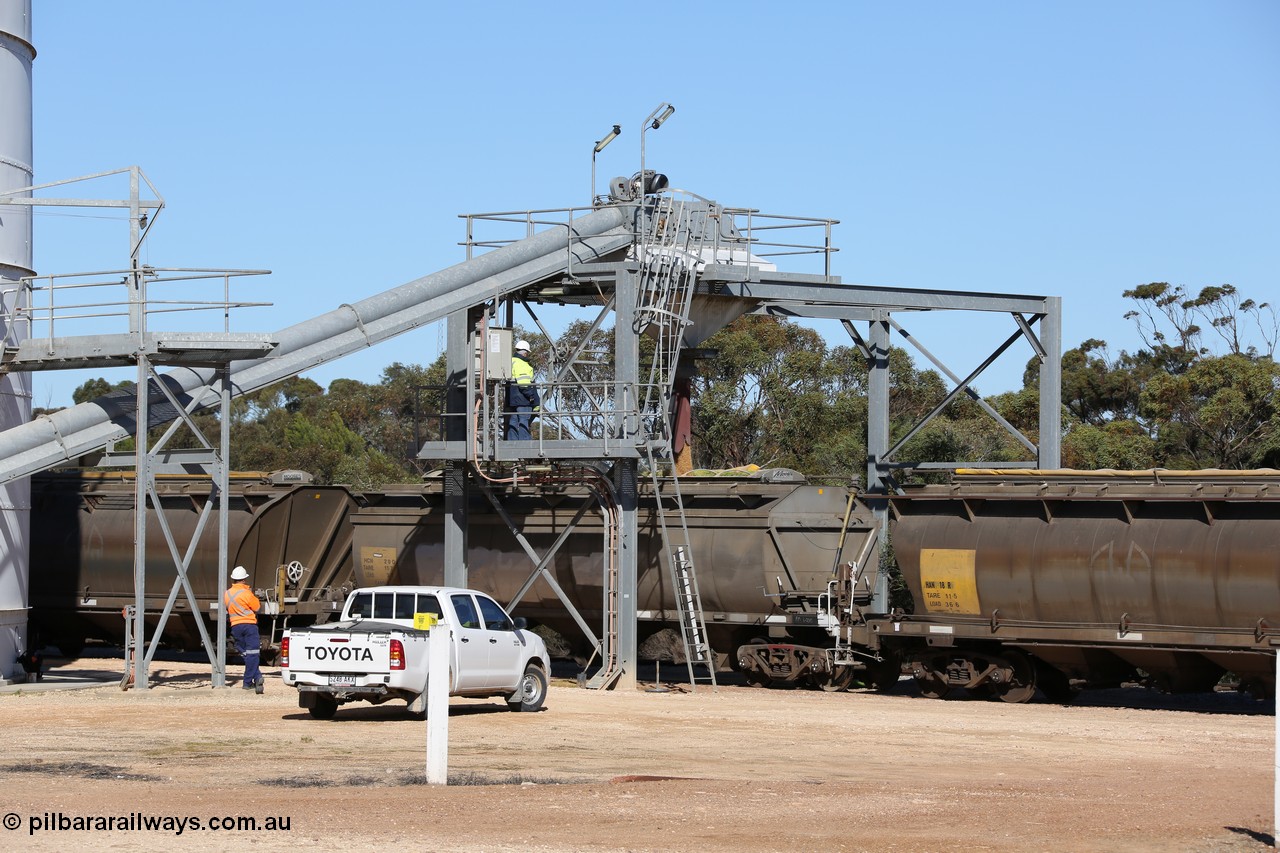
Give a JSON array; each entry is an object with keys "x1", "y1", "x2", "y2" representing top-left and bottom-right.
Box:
[{"x1": 707, "y1": 275, "x2": 1055, "y2": 315}]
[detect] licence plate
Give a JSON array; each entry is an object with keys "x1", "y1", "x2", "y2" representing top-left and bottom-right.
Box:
[{"x1": 328, "y1": 674, "x2": 357, "y2": 687}]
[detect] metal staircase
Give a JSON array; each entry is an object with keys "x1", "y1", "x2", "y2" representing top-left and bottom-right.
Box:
[{"x1": 635, "y1": 193, "x2": 717, "y2": 690}]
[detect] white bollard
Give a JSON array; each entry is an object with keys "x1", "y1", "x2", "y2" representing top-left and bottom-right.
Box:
[{"x1": 426, "y1": 623, "x2": 451, "y2": 784}]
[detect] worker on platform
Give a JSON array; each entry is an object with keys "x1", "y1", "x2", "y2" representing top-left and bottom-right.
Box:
[
  {"x1": 505, "y1": 339, "x2": 540, "y2": 441},
  {"x1": 224, "y1": 566, "x2": 264, "y2": 694}
]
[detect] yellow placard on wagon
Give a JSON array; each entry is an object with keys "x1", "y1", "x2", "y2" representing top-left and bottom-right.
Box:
[
  {"x1": 413, "y1": 613, "x2": 438, "y2": 630},
  {"x1": 918, "y1": 548, "x2": 980, "y2": 615}
]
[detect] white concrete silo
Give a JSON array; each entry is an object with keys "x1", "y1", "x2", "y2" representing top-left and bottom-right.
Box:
[{"x1": 0, "y1": 0, "x2": 33, "y2": 681}]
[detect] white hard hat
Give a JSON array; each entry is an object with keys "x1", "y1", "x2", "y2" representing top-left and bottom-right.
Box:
[
  {"x1": 231, "y1": 566, "x2": 249, "y2": 580},
  {"x1": 514, "y1": 339, "x2": 531, "y2": 353}
]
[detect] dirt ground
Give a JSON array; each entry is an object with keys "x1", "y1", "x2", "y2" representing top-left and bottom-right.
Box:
[{"x1": 0, "y1": 652, "x2": 1274, "y2": 853}]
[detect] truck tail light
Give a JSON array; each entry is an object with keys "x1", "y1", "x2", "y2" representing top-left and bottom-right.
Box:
[
  {"x1": 389, "y1": 639, "x2": 405, "y2": 670},
  {"x1": 280, "y1": 637, "x2": 290, "y2": 668}
]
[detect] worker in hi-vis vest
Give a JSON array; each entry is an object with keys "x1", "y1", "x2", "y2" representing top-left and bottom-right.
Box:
[
  {"x1": 224, "y1": 566, "x2": 264, "y2": 693},
  {"x1": 505, "y1": 339, "x2": 540, "y2": 441}
]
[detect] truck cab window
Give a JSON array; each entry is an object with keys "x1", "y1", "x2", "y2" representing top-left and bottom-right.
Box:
[
  {"x1": 415, "y1": 594, "x2": 443, "y2": 619},
  {"x1": 394, "y1": 594, "x2": 417, "y2": 620},
  {"x1": 476, "y1": 595, "x2": 513, "y2": 631},
  {"x1": 450, "y1": 594, "x2": 480, "y2": 629},
  {"x1": 373, "y1": 592, "x2": 395, "y2": 619},
  {"x1": 348, "y1": 592, "x2": 372, "y2": 619}
]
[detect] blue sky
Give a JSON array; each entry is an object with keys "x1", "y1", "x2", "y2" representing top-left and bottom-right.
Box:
[{"x1": 24, "y1": 1, "x2": 1280, "y2": 409}]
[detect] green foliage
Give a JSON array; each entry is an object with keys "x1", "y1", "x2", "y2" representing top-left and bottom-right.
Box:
[
  {"x1": 1124, "y1": 281, "x2": 1277, "y2": 359},
  {"x1": 1062, "y1": 420, "x2": 1156, "y2": 470},
  {"x1": 688, "y1": 315, "x2": 1031, "y2": 477},
  {"x1": 694, "y1": 316, "x2": 872, "y2": 472},
  {"x1": 72, "y1": 377, "x2": 134, "y2": 405},
  {"x1": 76, "y1": 364, "x2": 440, "y2": 487},
  {"x1": 1139, "y1": 353, "x2": 1280, "y2": 468},
  {"x1": 223, "y1": 365, "x2": 442, "y2": 486},
  {"x1": 1058, "y1": 339, "x2": 1141, "y2": 424},
  {"x1": 1058, "y1": 282, "x2": 1278, "y2": 470}
]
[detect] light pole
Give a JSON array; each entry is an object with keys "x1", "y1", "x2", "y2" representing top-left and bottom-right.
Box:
[
  {"x1": 591, "y1": 124, "x2": 621, "y2": 206},
  {"x1": 639, "y1": 102, "x2": 675, "y2": 197}
]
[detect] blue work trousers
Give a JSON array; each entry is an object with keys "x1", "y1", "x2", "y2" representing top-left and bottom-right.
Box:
[
  {"x1": 506, "y1": 406, "x2": 533, "y2": 441},
  {"x1": 231, "y1": 622, "x2": 261, "y2": 687}
]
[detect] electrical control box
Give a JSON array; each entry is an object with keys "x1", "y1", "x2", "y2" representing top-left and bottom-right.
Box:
[{"x1": 484, "y1": 327, "x2": 513, "y2": 380}]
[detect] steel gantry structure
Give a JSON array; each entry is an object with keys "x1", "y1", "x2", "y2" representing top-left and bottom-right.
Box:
[
  {"x1": 0, "y1": 166, "x2": 275, "y2": 689},
  {"x1": 411, "y1": 178, "x2": 1060, "y2": 688},
  {"x1": 0, "y1": 170, "x2": 1060, "y2": 692}
]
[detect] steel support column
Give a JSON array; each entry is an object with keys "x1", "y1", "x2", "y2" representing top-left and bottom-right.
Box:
[
  {"x1": 865, "y1": 313, "x2": 892, "y2": 611},
  {"x1": 444, "y1": 309, "x2": 470, "y2": 588},
  {"x1": 213, "y1": 367, "x2": 230, "y2": 688},
  {"x1": 614, "y1": 268, "x2": 640, "y2": 688},
  {"x1": 131, "y1": 356, "x2": 149, "y2": 689},
  {"x1": 866, "y1": 312, "x2": 891, "y2": 495},
  {"x1": 615, "y1": 459, "x2": 639, "y2": 689},
  {"x1": 1038, "y1": 296, "x2": 1062, "y2": 468}
]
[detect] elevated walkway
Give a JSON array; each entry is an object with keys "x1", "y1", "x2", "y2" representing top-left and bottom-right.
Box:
[{"x1": 3, "y1": 331, "x2": 277, "y2": 371}]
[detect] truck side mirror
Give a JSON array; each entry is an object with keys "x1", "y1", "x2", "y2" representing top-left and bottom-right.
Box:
[{"x1": 512, "y1": 617, "x2": 527, "y2": 631}]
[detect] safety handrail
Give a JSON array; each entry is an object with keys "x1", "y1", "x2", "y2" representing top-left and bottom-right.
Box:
[
  {"x1": 2, "y1": 267, "x2": 270, "y2": 351},
  {"x1": 459, "y1": 198, "x2": 839, "y2": 276}
]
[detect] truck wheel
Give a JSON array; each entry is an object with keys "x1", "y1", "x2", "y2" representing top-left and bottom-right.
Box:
[
  {"x1": 308, "y1": 695, "x2": 338, "y2": 720},
  {"x1": 508, "y1": 665, "x2": 547, "y2": 712}
]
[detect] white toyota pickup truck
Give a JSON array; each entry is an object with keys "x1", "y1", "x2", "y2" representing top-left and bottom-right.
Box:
[{"x1": 281, "y1": 585, "x2": 550, "y2": 720}]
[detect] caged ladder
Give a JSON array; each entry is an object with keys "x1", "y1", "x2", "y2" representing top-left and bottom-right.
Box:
[{"x1": 634, "y1": 191, "x2": 717, "y2": 691}]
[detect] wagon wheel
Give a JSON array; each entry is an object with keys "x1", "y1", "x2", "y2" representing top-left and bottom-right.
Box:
[
  {"x1": 995, "y1": 650, "x2": 1038, "y2": 704},
  {"x1": 915, "y1": 667, "x2": 950, "y2": 700},
  {"x1": 810, "y1": 666, "x2": 855, "y2": 693},
  {"x1": 863, "y1": 651, "x2": 904, "y2": 691}
]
